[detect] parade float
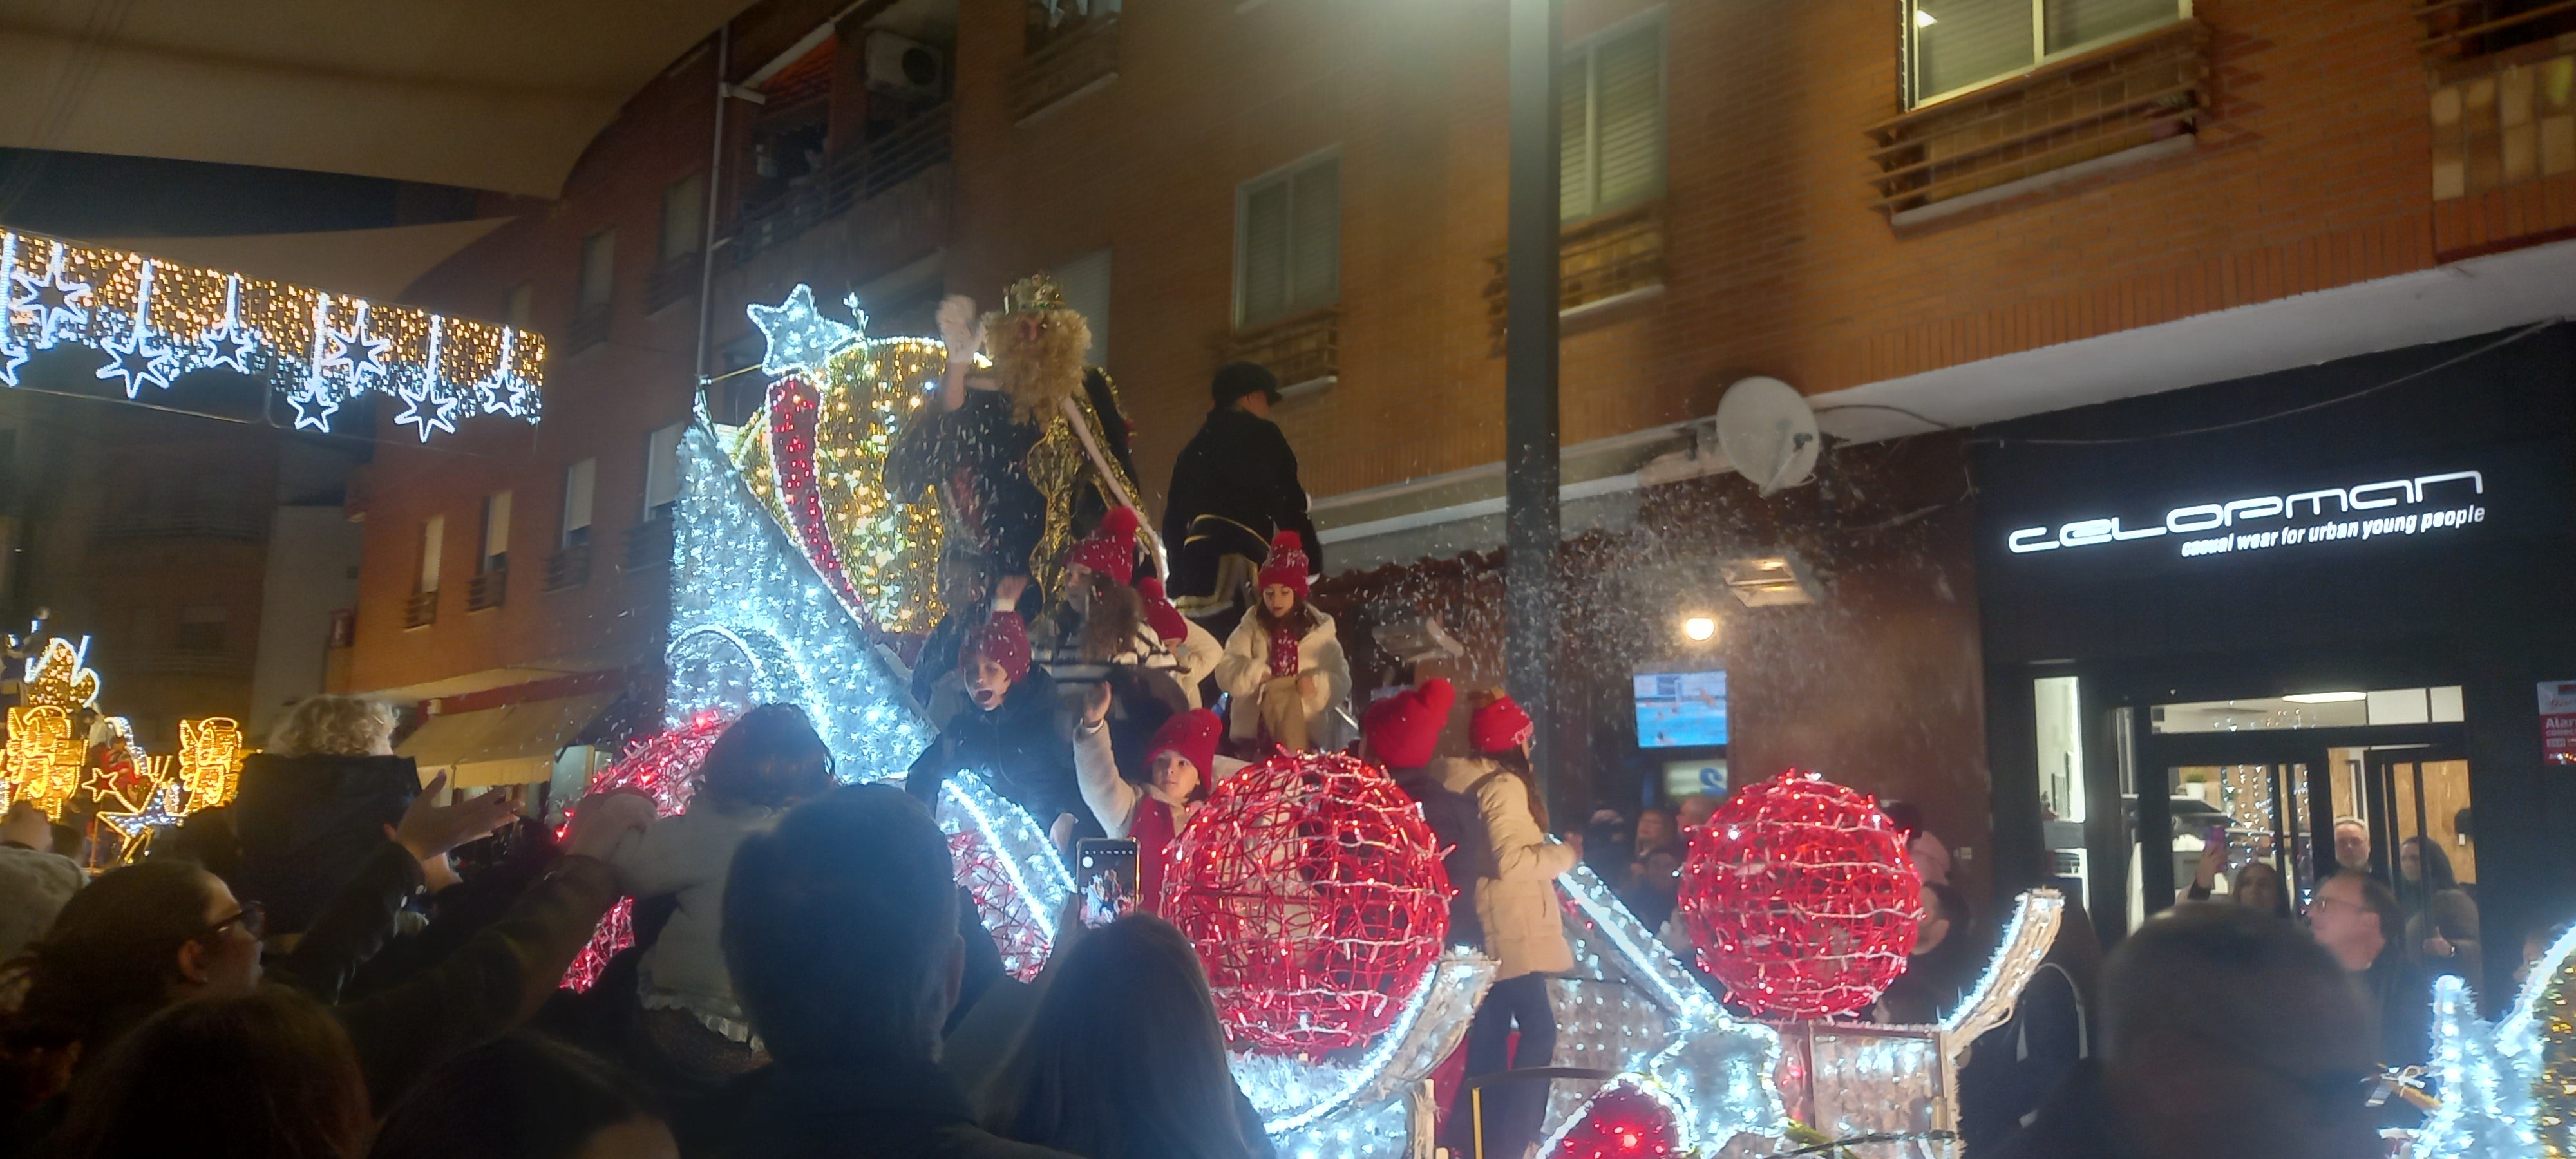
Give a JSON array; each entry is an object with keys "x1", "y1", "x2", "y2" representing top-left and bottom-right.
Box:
[
  {"x1": 1, "y1": 622, "x2": 251, "y2": 863},
  {"x1": 577, "y1": 282, "x2": 2576, "y2": 1158}
]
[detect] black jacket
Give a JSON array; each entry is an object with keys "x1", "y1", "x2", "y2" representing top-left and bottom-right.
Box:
[
  {"x1": 708, "y1": 1060, "x2": 1077, "y2": 1159},
  {"x1": 1986, "y1": 1060, "x2": 2138, "y2": 1159},
  {"x1": 1161, "y1": 408, "x2": 1319, "y2": 601},
  {"x1": 907, "y1": 668, "x2": 1081, "y2": 828},
  {"x1": 232, "y1": 752, "x2": 421, "y2": 934}
]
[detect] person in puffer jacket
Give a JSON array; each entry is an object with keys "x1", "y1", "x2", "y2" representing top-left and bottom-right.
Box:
[{"x1": 1440, "y1": 690, "x2": 1577, "y2": 1159}]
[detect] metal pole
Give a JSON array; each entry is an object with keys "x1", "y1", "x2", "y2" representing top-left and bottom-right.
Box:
[
  {"x1": 692, "y1": 23, "x2": 732, "y2": 407},
  {"x1": 1503, "y1": 0, "x2": 1562, "y2": 789}
]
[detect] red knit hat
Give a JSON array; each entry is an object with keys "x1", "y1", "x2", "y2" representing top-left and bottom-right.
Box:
[
  {"x1": 1147, "y1": 708, "x2": 1222, "y2": 777},
  {"x1": 1137, "y1": 576, "x2": 1189, "y2": 645},
  {"x1": 1066, "y1": 507, "x2": 1140, "y2": 585},
  {"x1": 1468, "y1": 691, "x2": 1534, "y2": 755},
  {"x1": 1257, "y1": 531, "x2": 1310, "y2": 598},
  {"x1": 1361, "y1": 678, "x2": 1454, "y2": 769},
  {"x1": 960, "y1": 611, "x2": 1032, "y2": 684}
]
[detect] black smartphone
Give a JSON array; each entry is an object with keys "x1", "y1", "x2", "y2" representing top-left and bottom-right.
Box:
[{"x1": 1075, "y1": 838, "x2": 1141, "y2": 928}]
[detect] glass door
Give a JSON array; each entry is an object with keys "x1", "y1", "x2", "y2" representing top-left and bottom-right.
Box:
[{"x1": 2154, "y1": 762, "x2": 2316, "y2": 927}]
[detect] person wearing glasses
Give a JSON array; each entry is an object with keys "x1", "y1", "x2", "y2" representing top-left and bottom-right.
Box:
[
  {"x1": 0, "y1": 776, "x2": 654, "y2": 1137},
  {"x1": 1991, "y1": 903, "x2": 2382, "y2": 1159},
  {"x1": 2307, "y1": 871, "x2": 2433, "y2": 1073}
]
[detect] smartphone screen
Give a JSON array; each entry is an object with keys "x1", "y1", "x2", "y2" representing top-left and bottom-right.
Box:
[{"x1": 1075, "y1": 838, "x2": 1141, "y2": 928}]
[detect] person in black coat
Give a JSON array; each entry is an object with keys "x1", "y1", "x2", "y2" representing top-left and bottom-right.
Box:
[
  {"x1": 1161, "y1": 363, "x2": 1320, "y2": 637},
  {"x1": 231, "y1": 695, "x2": 428, "y2": 936},
  {"x1": 905, "y1": 609, "x2": 1083, "y2": 842}
]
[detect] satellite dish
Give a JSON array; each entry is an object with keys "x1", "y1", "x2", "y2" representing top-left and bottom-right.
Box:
[{"x1": 1714, "y1": 376, "x2": 1821, "y2": 496}]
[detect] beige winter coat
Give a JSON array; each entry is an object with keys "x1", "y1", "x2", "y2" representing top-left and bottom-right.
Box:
[
  {"x1": 1440, "y1": 755, "x2": 1577, "y2": 979},
  {"x1": 1213, "y1": 607, "x2": 1352, "y2": 750}
]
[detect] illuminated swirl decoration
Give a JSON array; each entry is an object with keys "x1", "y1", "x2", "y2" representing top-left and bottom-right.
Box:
[
  {"x1": 0, "y1": 228, "x2": 542, "y2": 440},
  {"x1": 176, "y1": 717, "x2": 250, "y2": 811}
]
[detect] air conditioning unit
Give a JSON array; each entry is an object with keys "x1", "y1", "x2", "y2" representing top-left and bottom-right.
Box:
[{"x1": 865, "y1": 32, "x2": 945, "y2": 100}]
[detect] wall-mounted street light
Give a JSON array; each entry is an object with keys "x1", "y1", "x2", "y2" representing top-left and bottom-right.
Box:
[{"x1": 1681, "y1": 616, "x2": 1718, "y2": 643}]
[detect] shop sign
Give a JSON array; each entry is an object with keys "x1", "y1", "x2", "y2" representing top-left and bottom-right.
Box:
[
  {"x1": 2004, "y1": 469, "x2": 2488, "y2": 560},
  {"x1": 2540, "y1": 681, "x2": 2576, "y2": 765}
]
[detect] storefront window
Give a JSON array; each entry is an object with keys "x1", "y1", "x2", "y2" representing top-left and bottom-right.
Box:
[{"x1": 2032, "y1": 675, "x2": 2091, "y2": 901}]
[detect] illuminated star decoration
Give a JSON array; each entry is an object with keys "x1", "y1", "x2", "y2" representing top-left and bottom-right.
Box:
[
  {"x1": 286, "y1": 378, "x2": 341, "y2": 432},
  {"x1": 194, "y1": 275, "x2": 264, "y2": 376},
  {"x1": 396, "y1": 317, "x2": 458, "y2": 442},
  {"x1": 747, "y1": 285, "x2": 862, "y2": 377},
  {"x1": 0, "y1": 232, "x2": 28, "y2": 387},
  {"x1": 321, "y1": 303, "x2": 392, "y2": 390},
  {"x1": 98, "y1": 780, "x2": 187, "y2": 860},
  {"x1": 95, "y1": 260, "x2": 176, "y2": 397},
  {"x1": 10, "y1": 240, "x2": 90, "y2": 349}
]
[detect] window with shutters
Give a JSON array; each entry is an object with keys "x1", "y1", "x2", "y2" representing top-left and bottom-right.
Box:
[
  {"x1": 1906, "y1": 0, "x2": 2186, "y2": 108},
  {"x1": 560, "y1": 460, "x2": 596, "y2": 549},
  {"x1": 1560, "y1": 21, "x2": 1665, "y2": 223},
  {"x1": 1233, "y1": 151, "x2": 1340, "y2": 330}
]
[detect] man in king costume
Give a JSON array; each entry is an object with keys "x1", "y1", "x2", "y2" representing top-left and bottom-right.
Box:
[{"x1": 887, "y1": 274, "x2": 1145, "y2": 610}]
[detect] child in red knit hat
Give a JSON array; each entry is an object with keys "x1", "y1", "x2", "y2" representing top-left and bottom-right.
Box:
[
  {"x1": 1213, "y1": 532, "x2": 1349, "y2": 753},
  {"x1": 1070, "y1": 683, "x2": 1243, "y2": 913},
  {"x1": 1136, "y1": 576, "x2": 1223, "y2": 709}
]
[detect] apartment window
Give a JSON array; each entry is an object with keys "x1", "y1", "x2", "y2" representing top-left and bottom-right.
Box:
[
  {"x1": 1560, "y1": 20, "x2": 1666, "y2": 222},
  {"x1": 417, "y1": 515, "x2": 445, "y2": 593},
  {"x1": 175, "y1": 606, "x2": 228, "y2": 654},
  {"x1": 1054, "y1": 249, "x2": 1112, "y2": 364},
  {"x1": 1908, "y1": 0, "x2": 2185, "y2": 106},
  {"x1": 578, "y1": 230, "x2": 617, "y2": 310},
  {"x1": 479, "y1": 492, "x2": 513, "y2": 574},
  {"x1": 504, "y1": 283, "x2": 535, "y2": 330},
  {"x1": 644, "y1": 423, "x2": 685, "y2": 520},
  {"x1": 661, "y1": 174, "x2": 706, "y2": 262},
  {"x1": 561, "y1": 459, "x2": 596, "y2": 548},
  {"x1": 1235, "y1": 153, "x2": 1340, "y2": 329}
]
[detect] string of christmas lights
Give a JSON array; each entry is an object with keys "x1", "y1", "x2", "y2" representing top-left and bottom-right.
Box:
[{"x1": 0, "y1": 227, "x2": 542, "y2": 439}]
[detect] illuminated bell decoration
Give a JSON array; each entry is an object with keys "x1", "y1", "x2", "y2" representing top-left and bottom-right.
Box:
[
  {"x1": 176, "y1": 717, "x2": 249, "y2": 811},
  {"x1": 0, "y1": 227, "x2": 541, "y2": 439},
  {"x1": 5, "y1": 706, "x2": 84, "y2": 820},
  {"x1": 558, "y1": 709, "x2": 739, "y2": 992},
  {"x1": 1164, "y1": 748, "x2": 1452, "y2": 1055},
  {"x1": 1676, "y1": 769, "x2": 1920, "y2": 1019}
]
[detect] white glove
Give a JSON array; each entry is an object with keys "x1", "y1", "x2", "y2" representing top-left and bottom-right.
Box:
[{"x1": 936, "y1": 295, "x2": 982, "y2": 359}]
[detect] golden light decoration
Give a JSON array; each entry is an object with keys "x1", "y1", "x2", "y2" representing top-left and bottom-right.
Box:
[
  {"x1": 0, "y1": 227, "x2": 544, "y2": 439},
  {"x1": 2542, "y1": 941, "x2": 2576, "y2": 1157},
  {"x1": 4, "y1": 705, "x2": 85, "y2": 820},
  {"x1": 728, "y1": 336, "x2": 950, "y2": 635},
  {"x1": 81, "y1": 715, "x2": 158, "y2": 813},
  {"x1": 177, "y1": 717, "x2": 250, "y2": 811},
  {"x1": 17, "y1": 637, "x2": 99, "y2": 711}
]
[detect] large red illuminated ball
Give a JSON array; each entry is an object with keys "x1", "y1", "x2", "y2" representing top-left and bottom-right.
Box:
[
  {"x1": 1677, "y1": 769, "x2": 1920, "y2": 1019},
  {"x1": 1163, "y1": 748, "x2": 1452, "y2": 1055},
  {"x1": 556, "y1": 710, "x2": 739, "y2": 992}
]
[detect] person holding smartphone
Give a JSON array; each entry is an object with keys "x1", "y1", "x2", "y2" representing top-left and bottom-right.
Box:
[{"x1": 1072, "y1": 684, "x2": 1233, "y2": 913}]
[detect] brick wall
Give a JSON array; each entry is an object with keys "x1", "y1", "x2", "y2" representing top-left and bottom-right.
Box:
[{"x1": 947, "y1": 0, "x2": 2452, "y2": 506}]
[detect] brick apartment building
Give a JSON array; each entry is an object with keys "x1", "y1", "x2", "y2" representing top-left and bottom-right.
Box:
[{"x1": 351, "y1": 0, "x2": 2576, "y2": 950}]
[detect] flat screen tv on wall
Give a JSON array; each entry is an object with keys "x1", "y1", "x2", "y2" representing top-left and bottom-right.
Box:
[{"x1": 1634, "y1": 669, "x2": 1727, "y2": 749}]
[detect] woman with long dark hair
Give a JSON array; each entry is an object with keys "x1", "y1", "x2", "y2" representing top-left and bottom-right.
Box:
[
  {"x1": 45, "y1": 988, "x2": 372, "y2": 1159},
  {"x1": 981, "y1": 915, "x2": 1270, "y2": 1159},
  {"x1": 607, "y1": 704, "x2": 837, "y2": 1086},
  {"x1": 2400, "y1": 836, "x2": 2481, "y2": 983}
]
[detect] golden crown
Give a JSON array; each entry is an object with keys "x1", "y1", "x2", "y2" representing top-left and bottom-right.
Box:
[{"x1": 999, "y1": 273, "x2": 1068, "y2": 315}]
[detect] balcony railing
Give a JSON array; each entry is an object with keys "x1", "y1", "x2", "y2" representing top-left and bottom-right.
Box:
[
  {"x1": 1864, "y1": 19, "x2": 2209, "y2": 222},
  {"x1": 2418, "y1": 1, "x2": 2576, "y2": 62},
  {"x1": 622, "y1": 517, "x2": 674, "y2": 573},
  {"x1": 545, "y1": 543, "x2": 593, "y2": 592},
  {"x1": 1218, "y1": 307, "x2": 1340, "y2": 394},
  {"x1": 403, "y1": 590, "x2": 438, "y2": 630},
  {"x1": 467, "y1": 565, "x2": 507, "y2": 612},
  {"x1": 729, "y1": 106, "x2": 955, "y2": 265},
  {"x1": 645, "y1": 256, "x2": 699, "y2": 314},
  {"x1": 565, "y1": 305, "x2": 611, "y2": 355},
  {"x1": 1009, "y1": 15, "x2": 1119, "y2": 124},
  {"x1": 1481, "y1": 202, "x2": 1667, "y2": 352}
]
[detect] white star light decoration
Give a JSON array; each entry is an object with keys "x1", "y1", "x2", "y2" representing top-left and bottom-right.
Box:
[
  {"x1": 98, "y1": 780, "x2": 188, "y2": 858},
  {"x1": 747, "y1": 285, "x2": 862, "y2": 377},
  {"x1": 0, "y1": 226, "x2": 543, "y2": 442}
]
